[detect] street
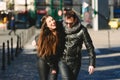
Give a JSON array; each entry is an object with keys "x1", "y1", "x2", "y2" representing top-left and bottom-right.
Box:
[
  {"x1": 0, "y1": 29, "x2": 120, "y2": 80},
  {"x1": 0, "y1": 0, "x2": 120, "y2": 80}
]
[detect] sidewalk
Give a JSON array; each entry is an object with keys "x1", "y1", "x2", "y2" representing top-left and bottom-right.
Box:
[
  {"x1": 88, "y1": 29, "x2": 120, "y2": 49},
  {"x1": 0, "y1": 27, "x2": 36, "y2": 80},
  {"x1": 0, "y1": 33, "x2": 39, "y2": 80},
  {"x1": 0, "y1": 29, "x2": 120, "y2": 80}
]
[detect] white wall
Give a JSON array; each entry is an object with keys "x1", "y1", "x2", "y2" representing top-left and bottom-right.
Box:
[{"x1": 14, "y1": 0, "x2": 34, "y2": 11}]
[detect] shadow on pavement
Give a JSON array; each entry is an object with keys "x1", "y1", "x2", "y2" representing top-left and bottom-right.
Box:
[
  {"x1": 0, "y1": 48, "x2": 39, "y2": 80},
  {"x1": 0, "y1": 46, "x2": 120, "y2": 80},
  {"x1": 78, "y1": 47, "x2": 120, "y2": 80}
]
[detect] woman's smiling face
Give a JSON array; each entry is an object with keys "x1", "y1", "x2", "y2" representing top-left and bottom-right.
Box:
[{"x1": 46, "y1": 16, "x2": 56, "y2": 30}]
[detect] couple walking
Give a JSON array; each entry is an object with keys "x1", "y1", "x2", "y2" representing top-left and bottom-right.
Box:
[{"x1": 32, "y1": 10, "x2": 96, "y2": 80}]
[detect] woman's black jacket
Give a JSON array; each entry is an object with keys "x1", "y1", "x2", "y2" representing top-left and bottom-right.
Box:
[{"x1": 35, "y1": 21, "x2": 65, "y2": 70}]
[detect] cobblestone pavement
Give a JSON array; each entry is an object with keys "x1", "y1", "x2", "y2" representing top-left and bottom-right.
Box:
[
  {"x1": 0, "y1": 34, "x2": 39, "y2": 80},
  {"x1": 0, "y1": 29, "x2": 120, "y2": 80}
]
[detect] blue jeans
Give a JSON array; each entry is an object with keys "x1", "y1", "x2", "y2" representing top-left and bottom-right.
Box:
[{"x1": 58, "y1": 60, "x2": 80, "y2": 80}]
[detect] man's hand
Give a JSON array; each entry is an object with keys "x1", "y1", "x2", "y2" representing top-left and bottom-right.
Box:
[
  {"x1": 88, "y1": 66, "x2": 95, "y2": 75},
  {"x1": 51, "y1": 69, "x2": 56, "y2": 74}
]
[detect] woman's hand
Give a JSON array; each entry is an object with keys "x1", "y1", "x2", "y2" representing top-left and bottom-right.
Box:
[
  {"x1": 32, "y1": 40, "x2": 36, "y2": 47},
  {"x1": 88, "y1": 66, "x2": 95, "y2": 75}
]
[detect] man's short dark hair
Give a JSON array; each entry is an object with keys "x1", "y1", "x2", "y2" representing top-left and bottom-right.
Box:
[
  {"x1": 64, "y1": 7, "x2": 72, "y2": 11},
  {"x1": 65, "y1": 10, "x2": 76, "y2": 19}
]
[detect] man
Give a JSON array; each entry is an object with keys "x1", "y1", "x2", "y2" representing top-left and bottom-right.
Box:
[
  {"x1": 8, "y1": 16, "x2": 16, "y2": 35},
  {"x1": 58, "y1": 10, "x2": 96, "y2": 80}
]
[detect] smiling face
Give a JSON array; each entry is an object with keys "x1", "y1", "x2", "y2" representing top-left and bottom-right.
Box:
[
  {"x1": 65, "y1": 17, "x2": 75, "y2": 28},
  {"x1": 46, "y1": 16, "x2": 56, "y2": 30}
]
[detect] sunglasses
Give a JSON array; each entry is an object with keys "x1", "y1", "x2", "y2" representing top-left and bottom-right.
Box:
[{"x1": 65, "y1": 22, "x2": 73, "y2": 25}]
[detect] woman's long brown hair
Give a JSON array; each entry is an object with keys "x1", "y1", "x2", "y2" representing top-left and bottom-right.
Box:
[{"x1": 37, "y1": 15, "x2": 59, "y2": 58}]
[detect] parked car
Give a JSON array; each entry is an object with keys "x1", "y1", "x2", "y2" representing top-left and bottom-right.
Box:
[{"x1": 108, "y1": 18, "x2": 120, "y2": 29}]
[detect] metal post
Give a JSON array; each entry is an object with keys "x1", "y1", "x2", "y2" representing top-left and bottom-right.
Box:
[
  {"x1": 1, "y1": 42, "x2": 5, "y2": 70},
  {"x1": 25, "y1": 0, "x2": 27, "y2": 11},
  {"x1": 20, "y1": 34, "x2": 22, "y2": 50},
  {"x1": 15, "y1": 36, "x2": 19, "y2": 57},
  {"x1": 92, "y1": 0, "x2": 99, "y2": 31},
  {"x1": 59, "y1": 0, "x2": 62, "y2": 10},
  {"x1": 12, "y1": 0, "x2": 15, "y2": 16},
  {"x1": 7, "y1": 40, "x2": 11, "y2": 65},
  {"x1": 109, "y1": 0, "x2": 114, "y2": 19},
  {"x1": 25, "y1": 0, "x2": 28, "y2": 28},
  {"x1": 50, "y1": 0, "x2": 53, "y2": 17},
  {"x1": 12, "y1": 0, "x2": 14, "y2": 10},
  {"x1": 11, "y1": 38, "x2": 14, "y2": 60}
]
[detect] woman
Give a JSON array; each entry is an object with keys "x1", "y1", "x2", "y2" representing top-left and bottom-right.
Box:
[{"x1": 32, "y1": 15, "x2": 65, "y2": 80}]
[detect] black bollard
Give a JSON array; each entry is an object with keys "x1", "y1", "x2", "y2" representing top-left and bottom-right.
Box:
[
  {"x1": 11, "y1": 38, "x2": 14, "y2": 60},
  {"x1": 22, "y1": 32, "x2": 25, "y2": 47},
  {"x1": 7, "y1": 40, "x2": 11, "y2": 65},
  {"x1": 19, "y1": 35, "x2": 22, "y2": 50},
  {"x1": 15, "y1": 36, "x2": 19, "y2": 57},
  {"x1": 21, "y1": 32, "x2": 24, "y2": 46},
  {"x1": 1, "y1": 42, "x2": 6, "y2": 70}
]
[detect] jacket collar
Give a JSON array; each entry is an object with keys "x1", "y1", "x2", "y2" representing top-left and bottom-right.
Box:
[{"x1": 63, "y1": 21, "x2": 81, "y2": 35}]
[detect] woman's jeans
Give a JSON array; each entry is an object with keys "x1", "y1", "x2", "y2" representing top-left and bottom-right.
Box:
[
  {"x1": 58, "y1": 60, "x2": 80, "y2": 80},
  {"x1": 37, "y1": 58, "x2": 58, "y2": 80}
]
